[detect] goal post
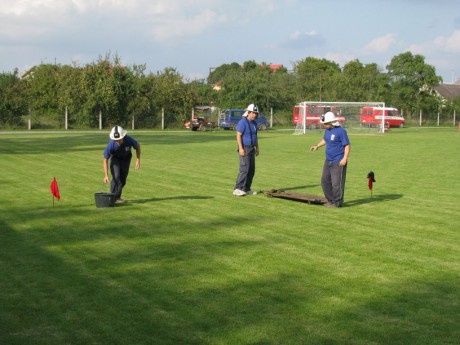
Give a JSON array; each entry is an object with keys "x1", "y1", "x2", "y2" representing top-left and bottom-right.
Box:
[{"x1": 293, "y1": 101, "x2": 387, "y2": 134}]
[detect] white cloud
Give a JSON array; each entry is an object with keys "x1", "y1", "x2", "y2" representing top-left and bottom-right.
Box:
[
  {"x1": 408, "y1": 30, "x2": 460, "y2": 57},
  {"x1": 362, "y1": 33, "x2": 397, "y2": 54},
  {"x1": 281, "y1": 30, "x2": 325, "y2": 50},
  {"x1": 406, "y1": 30, "x2": 460, "y2": 80},
  {"x1": 445, "y1": 30, "x2": 460, "y2": 53},
  {"x1": 150, "y1": 8, "x2": 225, "y2": 42},
  {"x1": 436, "y1": 30, "x2": 460, "y2": 54},
  {"x1": 0, "y1": 0, "x2": 227, "y2": 43},
  {"x1": 0, "y1": 0, "x2": 458, "y2": 82},
  {"x1": 290, "y1": 30, "x2": 317, "y2": 40},
  {"x1": 0, "y1": 0, "x2": 177, "y2": 16},
  {"x1": 0, "y1": 0, "x2": 75, "y2": 15}
]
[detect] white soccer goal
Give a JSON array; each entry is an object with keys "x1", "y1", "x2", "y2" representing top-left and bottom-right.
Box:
[
  {"x1": 293, "y1": 101, "x2": 387, "y2": 134},
  {"x1": 293, "y1": 122, "x2": 305, "y2": 135}
]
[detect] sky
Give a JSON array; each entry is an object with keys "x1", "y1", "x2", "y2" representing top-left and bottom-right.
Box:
[{"x1": 1, "y1": 0, "x2": 460, "y2": 84}]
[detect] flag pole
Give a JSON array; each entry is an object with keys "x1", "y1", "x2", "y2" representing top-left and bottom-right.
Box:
[{"x1": 50, "y1": 177, "x2": 60, "y2": 207}]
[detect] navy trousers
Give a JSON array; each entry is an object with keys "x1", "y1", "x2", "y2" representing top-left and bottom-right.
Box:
[
  {"x1": 321, "y1": 160, "x2": 347, "y2": 206},
  {"x1": 235, "y1": 146, "x2": 256, "y2": 192},
  {"x1": 110, "y1": 157, "x2": 131, "y2": 199}
]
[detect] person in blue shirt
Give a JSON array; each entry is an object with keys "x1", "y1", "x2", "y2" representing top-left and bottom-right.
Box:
[
  {"x1": 233, "y1": 104, "x2": 260, "y2": 196},
  {"x1": 310, "y1": 112, "x2": 350, "y2": 208},
  {"x1": 103, "y1": 126, "x2": 141, "y2": 203}
]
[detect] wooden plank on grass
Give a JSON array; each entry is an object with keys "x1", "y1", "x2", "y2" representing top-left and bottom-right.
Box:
[{"x1": 264, "y1": 189, "x2": 327, "y2": 205}]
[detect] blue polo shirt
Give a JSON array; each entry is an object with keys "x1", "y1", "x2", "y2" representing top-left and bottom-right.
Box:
[
  {"x1": 236, "y1": 118, "x2": 258, "y2": 146},
  {"x1": 103, "y1": 135, "x2": 138, "y2": 160},
  {"x1": 323, "y1": 126, "x2": 350, "y2": 163}
]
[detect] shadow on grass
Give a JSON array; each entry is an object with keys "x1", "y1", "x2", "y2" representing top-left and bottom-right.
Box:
[
  {"x1": 0, "y1": 213, "x2": 260, "y2": 345},
  {"x1": 136, "y1": 132, "x2": 236, "y2": 146},
  {"x1": 2, "y1": 135, "x2": 104, "y2": 155},
  {"x1": 119, "y1": 195, "x2": 213, "y2": 205},
  {"x1": 346, "y1": 193, "x2": 403, "y2": 206},
  {"x1": 2, "y1": 131, "x2": 237, "y2": 155},
  {"x1": 2, "y1": 205, "x2": 458, "y2": 345}
]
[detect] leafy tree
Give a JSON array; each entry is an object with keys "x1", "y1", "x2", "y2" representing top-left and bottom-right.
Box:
[
  {"x1": 153, "y1": 67, "x2": 197, "y2": 127},
  {"x1": 208, "y1": 62, "x2": 241, "y2": 85},
  {"x1": 22, "y1": 64, "x2": 60, "y2": 115},
  {"x1": 127, "y1": 64, "x2": 159, "y2": 128},
  {"x1": 110, "y1": 64, "x2": 135, "y2": 125},
  {"x1": 269, "y1": 69, "x2": 296, "y2": 100},
  {"x1": 242, "y1": 60, "x2": 258, "y2": 72},
  {"x1": 213, "y1": 63, "x2": 262, "y2": 109},
  {"x1": 189, "y1": 79, "x2": 214, "y2": 107},
  {"x1": 336, "y1": 60, "x2": 391, "y2": 103},
  {"x1": 211, "y1": 61, "x2": 295, "y2": 117},
  {"x1": 453, "y1": 96, "x2": 460, "y2": 115},
  {"x1": 386, "y1": 51, "x2": 441, "y2": 118},
  {"x1": 362, "y1": 63, "x2": 391, "y2": 102},
  {"x1": 80, "y1": 60, "x2": 113, "y2": 127},
  {"x1": 294, "y1": 57, "x2": 341, "y2": 101},
  {"x1": 248, "y1": 63, "x2": 293, "y2": 114},
  {"x1": 0, "y1": 51, "x2": 453, "y2": 130},
  {"x1": 337, "y1": 60, "x2": 367, "y2": 101},
  {"x1": 56, "y1": 64, "x2": 86, "y2": 128},
  {"x1": 0, "y1": 69, "x2": 27, "y2": 126},
  {"x1": 80, "y1": 55, "x2": 134, "y2": 128}
]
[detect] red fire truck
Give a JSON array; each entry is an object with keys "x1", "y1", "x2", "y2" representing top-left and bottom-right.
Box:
[
  {"x1": 292, "y1": 104, "x2": 345, "y2": 129},
  {"x1": 360, "y1": 107, "x2": 405, "y2": 128}
]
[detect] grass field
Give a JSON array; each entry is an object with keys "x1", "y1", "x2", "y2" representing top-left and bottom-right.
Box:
[{"x1": 1, "y1": 128, "x2": 459, "y2": 345}]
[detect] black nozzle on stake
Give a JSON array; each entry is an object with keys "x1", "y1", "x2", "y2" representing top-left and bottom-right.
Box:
[
  {"x1": 367, "y1": 171, "x2": 376, "y2": 182},
  {"x1": 367, "y1": 171, "x2": 376, "y2": 198}
]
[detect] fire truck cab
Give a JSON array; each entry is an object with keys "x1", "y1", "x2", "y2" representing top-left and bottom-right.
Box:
[
  {"x1": 292, "y1": 104, "x2": 345, "y2": 129},
  {"x1": 360, "y1": 107, "x2": 405, "y2": 128}
]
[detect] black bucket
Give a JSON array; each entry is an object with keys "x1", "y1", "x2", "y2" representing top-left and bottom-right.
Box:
[{"x1": 94, "y1": 192, "x2": 116, "y2": 208}]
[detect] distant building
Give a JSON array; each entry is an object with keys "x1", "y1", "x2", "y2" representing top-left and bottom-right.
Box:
[
  {"x1": 212, "y1": 79, "x2": 223, "y2": 91},
  {"x1": 433, "y1": 83, "x2": 460, "y2": 101},
  {"x1": 269, "y1": 64, "x2": 284, "y2": 73}
]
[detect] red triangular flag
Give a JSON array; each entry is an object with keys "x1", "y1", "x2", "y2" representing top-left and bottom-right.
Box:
[
  {"x1": 368, "y1": 177, "x2": 373, "y2": 191},
  {"x1": 50, "y1": 177, "x2": 60, "y2": 201}
]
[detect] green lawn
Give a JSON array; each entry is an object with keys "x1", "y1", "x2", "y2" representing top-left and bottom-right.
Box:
[{"x1": 1, "y1": 128, "x2": 459, "y2": 345}]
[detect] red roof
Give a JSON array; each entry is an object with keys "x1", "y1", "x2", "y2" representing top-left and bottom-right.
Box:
[{"x1": 269, "y1": 64, "x2": 284, "y2": 73}]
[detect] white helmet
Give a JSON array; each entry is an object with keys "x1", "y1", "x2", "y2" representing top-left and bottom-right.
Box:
[
  {"x1": 109, "y1": 126, "x2": 127, "y2": 140},
  {"x1": 320, "y1": 111, "x2": 340, "y2": 126},
  {"x1": 243, "y1": 103, "x2": 259, "y2": 117}
]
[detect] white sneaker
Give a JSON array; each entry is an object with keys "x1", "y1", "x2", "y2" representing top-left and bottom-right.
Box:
[
  {"x1": 233, "y1": 189, "x2": 246, "y2": 196},
  {"x1": 246, "y1": 190, "x2": 257, "y2": 195}
]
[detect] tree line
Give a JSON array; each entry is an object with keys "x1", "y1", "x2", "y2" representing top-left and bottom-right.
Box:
[{"x1": 0, "y1": 51, "x2": 458, "y2": 129}]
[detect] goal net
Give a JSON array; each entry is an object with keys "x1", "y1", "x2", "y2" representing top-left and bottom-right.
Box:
[{"x1": 292, "y1": 101, "x2": 387, "y2": 134}]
